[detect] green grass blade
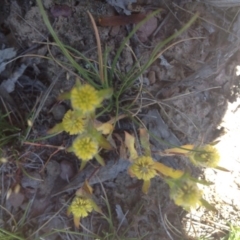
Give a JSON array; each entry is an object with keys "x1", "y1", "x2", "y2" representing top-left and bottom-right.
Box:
[
  {"x1": 121, "y1": 13, "x2": 199, "y2": 96},
  {"x1": 65, "y1": 45, "x2": 100, "y2": 78},
  {"x1": 109, "y1": 9, "x2": 162, "y2": 82},
  {"x1": 0, "y1": 229, "x2": 25, "y2": 240},
  {"x1": 36, "y1": 0, "x2": 95, "y2": 86}
]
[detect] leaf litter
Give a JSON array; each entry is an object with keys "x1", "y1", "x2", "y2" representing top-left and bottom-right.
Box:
[{"x1": 0, "y1": 0, "x2": 240, "y2": 239}]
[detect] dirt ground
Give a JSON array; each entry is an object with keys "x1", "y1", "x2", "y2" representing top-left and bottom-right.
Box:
[{"x1": 0, "y1": 0, "x2": 240, "y2": 239}]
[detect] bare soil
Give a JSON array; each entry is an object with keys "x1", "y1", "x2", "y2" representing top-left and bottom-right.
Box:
[{"x1": 0, "y1": 0, "x2": 240, "y2": 239}]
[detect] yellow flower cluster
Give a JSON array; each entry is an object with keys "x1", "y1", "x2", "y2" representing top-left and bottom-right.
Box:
[
  {"x1": 49, "y1": 81, "x2": 113, "y2": 169},
  {"x1": 69, "y1": 84, "x2": 113, "y2": 167},
  {"x1": 188, "y1": 145, "x2": 220, "y2": 168},
  {"x1": 68, "y1": 84, "x2": 106, "y2": 164}
]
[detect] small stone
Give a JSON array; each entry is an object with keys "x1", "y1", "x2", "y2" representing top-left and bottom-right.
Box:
[
  {"x1": 50, "y1": 4, "x2": 72, "y2": 18},
  {"x1": 143, "y1": 77, "x2": 150, "y2": 85},
  {"x1": 43, "y1": 0, "x2": 52, "y2": 8},
  {"x1": 110, "y1": 26, "x2": 120, "y2": 37},
  {"x1": 137, "y1": 14, "x2": 157, "y2": 42},
  {"x1": 148, "y1": 70, "x2": 156, "y2": 85},
  {"x1": 51, "y1": 104, "x2": 66, "y2": 121},
  {"x1": 47, "y1": 161, "x2": 61, "y2": 177},
  {"x1": 60, "y1": 160, "x2": 75, "y2": 181},
  {"x1": 21, "y1": 172, "x2": 42, "y2": 189},
  {"x1": 8, "y1": 192, "x2": 25, "y2": 209}
]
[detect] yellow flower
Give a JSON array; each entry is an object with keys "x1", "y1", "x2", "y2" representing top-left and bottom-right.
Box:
[
  {"x1": 128, "y1": 156, "x2": 184, "y2": 193},
  {"x1": 128, "y1": 156, "x2": 157, "y2": 193},
  {"x1": 169, "y1": 178, "x2": 202, "y2": 211},
  {"x1": 67, "y1": 196, "x2": 95, "y2": 228},
  {"x1": 67, "y1": 181, "x2": 101, "y2": 228},
  {"x1": 72, "y1": 136, "x2": 98, "y2": 161},
  {"x1": 188, "y1": 145, "x2": 220, "y2": 168},
  {"x1": 62, "y1": 110, "x2": 85, "y2": 135},
  {"x1": 129, "y1": 156, "x2": 157, "y2": 181},
  {"x1": 71, "y1": 84, "x2": 102, "y2": 114},
  {"x1": 68, "y1": 196, "x2": 94, "y2": 218}
]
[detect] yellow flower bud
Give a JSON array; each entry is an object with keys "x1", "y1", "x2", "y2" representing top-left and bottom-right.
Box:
[{"x1": 0, "y1": 157, "x2": 7, "y2": 163}]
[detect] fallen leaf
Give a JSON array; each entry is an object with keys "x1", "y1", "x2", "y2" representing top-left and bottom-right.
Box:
[
  {"x1": 99, "y1": 14, "x2": 147, "y2": 27},
  {"x1": 125, "y1": 131, "x2": 138, "y2": 161}
]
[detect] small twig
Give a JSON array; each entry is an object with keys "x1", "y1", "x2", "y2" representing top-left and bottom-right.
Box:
[
  {"x1": 154, "y1": 37, "x2": 205, "y2": 62},
  {"x1": 27, "y1": 199, "x2": 71, "y2": 239},
  {"x1": 153, "y1": 11, "x2": 171, "y2": 37},
  {"x1": 173, "y1": 2, "x2": 240, "y2": 40},
  {"x1": 164, "y1": 214, "x2": 183, "y2": 237},
  {"x1": 21, "y1": 144, "x2": 64, "y2": 173},
  {"x1": 161, "y1": 86, "x2": 221, "y2": 101},
  {"x1": 0, "y1": 204, "x2": 17, "y2": 227},
  {"x1": 4, "y1": 54, "x2": 51, "y2": 66},
  {"x1": 87, "y1": 11, "x2": 104, "y2": 84},
  {"x1": 33, "y1": 41, "x2": 98, "y2": 66},
  {"x1": 158, "y1": 204, "x2": 174, "y2": 240},
  {"x1": 163, "y1": 0, "x2": 182, "y2": 24},
  {"x1": 0, "y1": 97, "x2": 13, "y2": 125},
  {"x1": 227, "y1": 8, "x2": 240, "y2": 31},
  {"x1": 125, "y1": 43, "x2": 144, "y2": 117},
  {"x1": 183, "y1": 215, "x2": 230, "y2": 230},
  {"x1": 23, "y1": 142, "x2": 65, "y2": 150},
  {"x1": 133, "y1": 33, "x2": 154, "y2": 49},
  {"x1": 132, "y1": 121, "x2": 142, "y2": 155},
  {"x1": 79, "y1": 222, "x2": 96, "y2": 235},
  {"x1": 12, "y1": 9, "x2": 48, "y2": 41},
  {"x1": 23, "y1": 69, "x2": 64, "y2": 141},
  {"x1": 39, "y1": 148, "x2": 62, "y2": 173},
  {"x1": 46, "y1": 39, "x2": 84, "y2": 81}
]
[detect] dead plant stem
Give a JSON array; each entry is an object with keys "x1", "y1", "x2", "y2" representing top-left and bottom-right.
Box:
[{"x1": 87, "y1": 11, "x2": 104, "y2": 84}]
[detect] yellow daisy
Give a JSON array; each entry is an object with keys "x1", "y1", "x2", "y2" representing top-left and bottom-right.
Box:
[
  {"x1": 129, "y1": 156, "x2": 157, "y2": 193},
  {"x1": 67, "y1": 181, "x2": 102, "y2": 228},
  {"x1": 62, "y1": 110, "x2": 85, "y2": 135},
  {"x1": 71, "y1": 84, "x2": 102, "y2": 114},
  {"x1": 129, "y1": 156, "x2": 157, "y2": 181},
  {"x1": 72, "y1": 136, "x2": 98, "y2": 161},
  {"x1": 188, "y1": 145, "x2": 220, "y2": 168},
  {"x1": 68, "y1": 196, "x2": 94, "y2": 219},
  {"x1": 67, "y1": 196, "x2": 95, "y2": 228},
  {"x1": 169, "y1": 179, "x2": 202, "y2": 211},
  {"x1": 129, "y1": 156, "x2": 184, "y2": 193}
]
